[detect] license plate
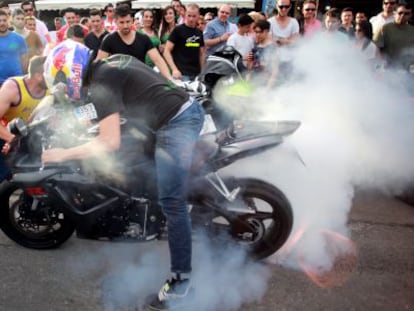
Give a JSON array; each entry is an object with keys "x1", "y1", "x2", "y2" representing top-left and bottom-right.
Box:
[{"x1": 74, "y1": 103, "x2": 98, "y2": 121}]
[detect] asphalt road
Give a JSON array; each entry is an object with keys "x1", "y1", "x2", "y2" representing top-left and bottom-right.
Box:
[{"x1": 0, "y1": 190, "x2": 413, "y2": 311}]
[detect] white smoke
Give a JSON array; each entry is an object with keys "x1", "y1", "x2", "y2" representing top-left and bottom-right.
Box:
[
  {"x1": 62, "y1": 33, "x2": 414, "y2": 309},
  {"x1": 63, "y1": 236, "x2": 269, "y2": 311},
  {"x1": 216, "y1": 32, "x2": 414, "y2": 273}
]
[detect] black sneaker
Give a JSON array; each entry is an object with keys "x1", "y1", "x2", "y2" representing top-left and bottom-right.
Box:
[{"x1": 146, "y1": 278, "x2": 194, "y2": 311}]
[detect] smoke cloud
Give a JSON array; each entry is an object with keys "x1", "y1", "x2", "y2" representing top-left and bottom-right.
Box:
[
  {"x1": 61, "y1": 33, "x2": 414, "y2": 309},
  {"x1": 64, "y1": 236, "x2": 269, "y2": 311},
  {"x1": 216, "y1": 33, "x2": 414, "y2": 275}
]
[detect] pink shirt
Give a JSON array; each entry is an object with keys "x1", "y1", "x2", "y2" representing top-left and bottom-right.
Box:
[
  {"x1": 304, "y1": 19, "x2": 322, "y2": 37},
  {"x1": 104, "y1": 19, "x2": 117, "y2": 32}
]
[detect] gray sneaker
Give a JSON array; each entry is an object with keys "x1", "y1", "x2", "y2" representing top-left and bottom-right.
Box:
[{"x1": 146, "y1": 278, "x2": 194, "y2": 311}]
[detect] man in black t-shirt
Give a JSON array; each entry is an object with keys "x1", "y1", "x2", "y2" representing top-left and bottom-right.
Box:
[
  {"x1": 42, "y1": 49, "x2": 204, "y2": 311},
  {"x1": 84, "y1": 9, "x2": 109, "y2": 60},
  {"x1": 163, "y1": 3, "x2": 205, "y2": 80},
  {"x1": 96, "y1": 5, "x2": 172, "y2": 80}
]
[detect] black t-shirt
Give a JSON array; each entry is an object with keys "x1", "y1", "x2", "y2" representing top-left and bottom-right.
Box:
[
  {"x1": 168, "y1": 24, "x2": 204, "y2": 77},
  {"x1": 84, "y1": 54, "x2": 189, "y2": 130},
  {"x1": 100, "y1": 31, "x2": 154, "y2": 63},
  {"x1": 85, "y1": 30, "x2": 109, "y2": 59}
]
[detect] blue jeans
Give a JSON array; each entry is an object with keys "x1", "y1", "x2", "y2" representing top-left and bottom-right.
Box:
[{"x1": 155, "y1": 100, "x2": 204, "y2": 274}]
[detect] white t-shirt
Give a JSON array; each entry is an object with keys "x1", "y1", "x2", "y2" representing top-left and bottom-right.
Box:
[
  {"x1": 35, "y1": 18, "x2": 49, "y2": 45},
  {"x1": 227, "y1": 32, "x2": 255, "y2": 58},
  {"x1": 267, "y1": 17, "x2": 299, "y2": 62},
  {"x1": 362, "y1": 41, "x2": 378, "y2": 61},
  {"x1": 370, "y1": 13, "x2": 394, "y2": 36}
]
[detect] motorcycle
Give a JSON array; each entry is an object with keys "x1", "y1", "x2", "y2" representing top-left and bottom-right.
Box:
[{"x1": 0, "y1": 95, "x2": 298, "y2": 260}]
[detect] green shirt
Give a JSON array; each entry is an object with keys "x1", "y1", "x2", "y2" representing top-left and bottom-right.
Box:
[
  {"x1": 138, "y1": 29, "x2": 161, "y2": 67},
  {"x1": 373, "y1": 22, "x2": 414, "y2": 67}
]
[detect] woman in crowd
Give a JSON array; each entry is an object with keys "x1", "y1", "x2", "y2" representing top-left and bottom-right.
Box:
[
  {"x1": 80, "y1": 17, "x2": 91, "y2": 31},
  {"x1": 158, "y1": 6, "x2": 176, "y2": 54},
  {"x1": 138, "y1": 9, "x2": 161, "y2": 67},
  {"x1": 197, "y1": 15, "x2": 206, "y2": 32},
  {"x1": 248, "y1": 11, "x2": 266, "y2": 36},
  {"x1": 134, "y1": 11, "x2": 142, "y2": 31},
  {"x1": 354, "y1": 20, "x2": 379, "y2": 67}
]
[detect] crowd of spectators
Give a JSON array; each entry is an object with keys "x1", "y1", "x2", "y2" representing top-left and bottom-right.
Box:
[
  {"x1": 0, "y1": 0, "x2": 414, "y2": 91},
  {"x1": 0, "y1": 0, "x2": 414, "y2": 98},
  {"x1": 0, "y1": 0, "x2": 413, "y2": 260}
]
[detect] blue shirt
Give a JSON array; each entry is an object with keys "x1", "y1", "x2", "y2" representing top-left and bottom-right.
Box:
[
  {"x1": 0, "y1": 32, "x2": 28, "y2": 84},
  {"x1": 203, "y1": 18, "x2": 237, "y2": 57}
]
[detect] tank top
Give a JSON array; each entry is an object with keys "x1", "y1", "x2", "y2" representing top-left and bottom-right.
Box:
[{"x1": 4, "y1": 76, "x2": 48, "y2": 122}]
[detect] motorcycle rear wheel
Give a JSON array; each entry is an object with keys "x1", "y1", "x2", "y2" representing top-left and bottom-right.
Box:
[
  {"x1": 0, "y1": 182, "x2": 76, "y2": 249},
  {"x1": 192, "y1": 178, "x2": 293, "y2": 260}
]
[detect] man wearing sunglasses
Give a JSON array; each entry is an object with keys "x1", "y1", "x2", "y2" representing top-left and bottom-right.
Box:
[
  {"x1": 370, "y1": 0, "x2": 397, "y2": 35},
  {"x1": 373, "y1": 3, "x2": 414, "y2": 69},
  {"x1": 104, "y1": 3, "x2": 117, "y2": 32},
  {"x1": 267, "y1": 0, "x2": 299, "y2": 80},
  {"x1": 301, "y1": 0, "x2": 321, "y2": 37},
  {"x1": 20, "y1": 1, "x2": 51, "y2": 46}
]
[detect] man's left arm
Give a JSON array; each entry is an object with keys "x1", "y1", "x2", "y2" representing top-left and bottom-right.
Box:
[
  {"x1": 199, "y1": 46, "x2": 206, "y2": 70},
  {"x1": 199, "y1": 34, "x2": 206, "y2": 70}
]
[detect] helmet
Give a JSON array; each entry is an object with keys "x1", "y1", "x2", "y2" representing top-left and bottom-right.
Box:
[{"x1": 44, "y1": 40, "x2": 91, "y2": 100}]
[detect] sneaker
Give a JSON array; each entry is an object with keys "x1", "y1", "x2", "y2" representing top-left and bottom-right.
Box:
[{"x1": 146, "y1": 278, "x2": 194, "y2": 311}]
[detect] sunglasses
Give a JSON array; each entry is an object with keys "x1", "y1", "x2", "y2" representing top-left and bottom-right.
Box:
[
  {"x1": 397, "y1": 11, "x2": 410, "y2": 16},
  {"x1": 383, "y1": 2, "x2": 396, "y2": 5},
  {"x1": 24, "y1": 8, "x2": 34, "y2": 12},
  {"x1": 278, "y1": 5, "x2": 291, "y2": 9},
  {"x1": 304, "y1": 8, "x2": 316, "y2": 12}
]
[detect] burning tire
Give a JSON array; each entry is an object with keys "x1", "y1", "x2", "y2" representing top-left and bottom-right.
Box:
[{"x1": 193, "y1": 178, "x2": 293, "y2": 260}]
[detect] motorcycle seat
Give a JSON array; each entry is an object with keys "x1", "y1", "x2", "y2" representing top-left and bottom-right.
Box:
[{"x1": 12, "y1": 169, "x2": 62, "y2": 185}]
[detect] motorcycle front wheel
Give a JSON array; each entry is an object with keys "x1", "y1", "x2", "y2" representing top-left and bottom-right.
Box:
[
  {"x1": 191, "y1": 178, "x2": 293, "y2": 260},
  {"x1": 0, "y1": 182, "x2": 76, "y2": 249}
]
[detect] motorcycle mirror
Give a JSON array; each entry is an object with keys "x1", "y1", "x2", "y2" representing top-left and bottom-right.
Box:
[{"x1": 7, "y1": 118, "x2": 28, "y2": 137}]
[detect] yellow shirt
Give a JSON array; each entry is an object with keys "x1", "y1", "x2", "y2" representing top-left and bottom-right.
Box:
[{"x1": 4, "y1": 76, "x2": 49, "y2": 122}]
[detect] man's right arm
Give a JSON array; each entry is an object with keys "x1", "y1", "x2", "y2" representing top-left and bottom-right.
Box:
[
  {"x1": 42, "y1": 113, "x2": 121, "y2": 163},
  {"x1": 95, "y1": 35, "x2": 112, "y2": 60},
  {"x1": 96, "y1": 50, "x2": 110, "y2": 60},
  {"x1": 204, "y1": 34, "x2": 228, "y2": 47},
  {"x1": 0, "y1": 80, "x2": 18, "y2": 143},
  {"x1": 204, "y1": 23, "x2": 232, "y2": 48}
]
